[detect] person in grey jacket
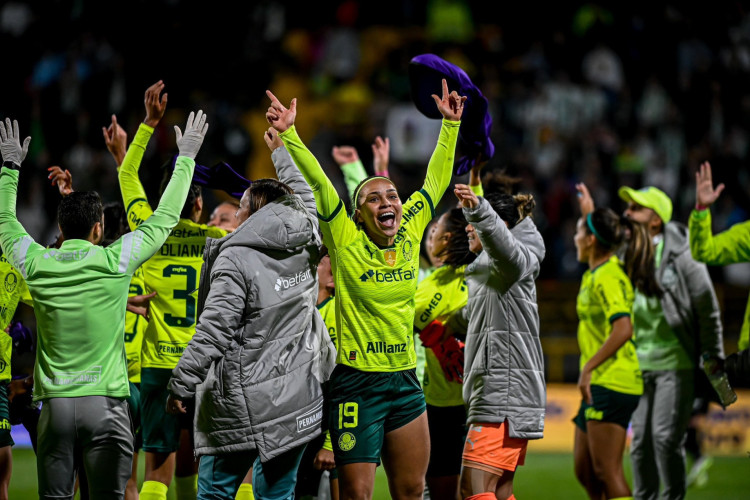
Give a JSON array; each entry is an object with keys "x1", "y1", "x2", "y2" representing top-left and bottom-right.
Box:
[
  {"x1": 167, "y1": 128, "x2": 335, "y2": 500},
  {"x1": 451, "y1": 184, "x2": 546, "y2": 500},
  {"x1": 577, "y1": 184, "x2": 724, "y2": 500}
]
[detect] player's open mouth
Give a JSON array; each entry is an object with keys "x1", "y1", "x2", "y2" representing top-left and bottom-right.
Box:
[{"x1": 377, "y1": 211, "x2": 396, "y2": 228}]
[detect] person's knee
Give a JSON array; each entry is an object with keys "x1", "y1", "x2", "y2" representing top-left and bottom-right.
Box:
[
  {"x1": 340, "y1": 478, "x2": 374, "y2": 500},
  {"x1": 390, "y1": 476, "x2": 424, "y2": 499}
]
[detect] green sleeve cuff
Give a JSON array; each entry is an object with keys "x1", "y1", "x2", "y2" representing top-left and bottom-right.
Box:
[
  {"x1": 133, "y1": 123, "x2": 155, "y2": 148},
  {"x1": 322, "y1": 431, "x2": 332, "y2": 451},
  {"x1": 470, "y1": 183, "x2": 484, "y2": 197},
  {"x1": 691, "y1": 208, "x2": 710, "y2": 220},
  {"x1": 442, "y1": 118, "x2": 461, "y2": 127},
  {"x1": 609, "y1": 312, "x2": 630, "y2": 324}
]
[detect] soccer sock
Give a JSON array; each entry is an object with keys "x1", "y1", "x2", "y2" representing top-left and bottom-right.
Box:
[
  {"x1": 236, "y1": 483, "x2": 255, "y2": 500},
  {"x1": 175, "y1": 474, "x2": 199, "y2": 500},
  {"x1": 140, "y1": 480, "x2": 169, "y2": 500},
  {"x1": 466, "y1": 494, "x2": 496, "y2": 500}
]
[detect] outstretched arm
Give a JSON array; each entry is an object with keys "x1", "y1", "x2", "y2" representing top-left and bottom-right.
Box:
[
  {"x1": 267, "y1": 91, "x2": 343, "y2": 220},
  {"x1": 0, "y1": 119, "x2": 42, "y2": 276},
  {"x1": 420, "y1": 79, "x2": 464, "y2": 206},
  {"x1": 117, "y1": 81, "x2": 168, "y2": 230},
  {"x1": 264, "y1": 127, "x2": 317, "y2": 218}
]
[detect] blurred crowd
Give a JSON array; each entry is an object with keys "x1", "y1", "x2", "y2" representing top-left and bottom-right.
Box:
[{"x1": 2, "y1": 0, "x2": 749, "y2": 283}]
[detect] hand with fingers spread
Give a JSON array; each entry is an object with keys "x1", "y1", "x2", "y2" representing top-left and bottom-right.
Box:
[
  {"x1": 263, "y1": 127, "x2": 284, "y2": 152},
  {"x1": 265, "y1": 90, "x2": 297, "y2": 133},
  {"x1": 372, "y1": 136, "x2": 390, "y2": 177},
  {"x1": 144, "y1": 80, "x2": 168, "y2": 128},
  {"x1": 431, "y1": 79, "x2": 467, "y2": 122},
  {"x1": 331, "y1": 145, "x2": 360, "y2": 166},
  {"x1": 47, "y1": 166, "x2": 74, "y2": 196},
  {"x1": 575, "y1": 182, "x2": 595, "y2": 216},
  {"x1": 174, "y1": 110, "x2": 209, "y2": 159},
  {"x1": 0, "y1": 118, "x2": 31, "y2": 167},
  {"x1": 102, "y1": 114, "x2": 128, "y2": 166},
  {"x1": 454, "y1": 183, "x2": 479, "y2": 209},
  {"x1": 695, "y1": 161, "x2": 724, "y2": 209}
]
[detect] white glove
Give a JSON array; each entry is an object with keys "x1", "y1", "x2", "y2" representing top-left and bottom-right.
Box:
[
  {"x1": 0, "y1": 118, "x2": 31, "y2": 166},
  {"x1": 174, "y1": 110, "x2": 209, "y2": 160}
]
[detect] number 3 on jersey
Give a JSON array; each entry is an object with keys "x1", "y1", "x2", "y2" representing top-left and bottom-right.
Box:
[
  {"x1": 338, "y1": 402, "x2": 358, "y2": 429},
  {"x1": 163, "y1": 265, "x2": 197, "y2": 327}
]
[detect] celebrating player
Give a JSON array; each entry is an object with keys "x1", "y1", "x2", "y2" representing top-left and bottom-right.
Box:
[{"x1": 266, "y1": 79, "x2": 463, "y2": 500}]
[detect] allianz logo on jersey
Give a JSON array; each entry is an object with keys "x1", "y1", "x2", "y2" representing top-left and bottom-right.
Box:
[
  {"x1": 359, "y1": 266, "x2": 416, "y2": 283},
  {"x1": 275, "y1": 269, "x2": 312, "y2": 292}
]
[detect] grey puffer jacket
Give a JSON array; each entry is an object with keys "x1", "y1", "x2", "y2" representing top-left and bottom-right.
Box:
[
  {"x1": 169, "y1": 146, "x2": 336, "y2": 461},
  {"x1": 458, "y1": 197, "x2": 546, "y2": 439}
]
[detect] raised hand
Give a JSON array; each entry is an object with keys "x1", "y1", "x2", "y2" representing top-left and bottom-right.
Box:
[
  {"x1": 0, "y1": 118, "x2": 31, "y2": 166},
  {"x1": 331, "y1": 145, "x2": 360, "y2": 166},
  {"x1": 372, "y1": 136, "x2": 390, "y2": 176},
  {"x1": 469, "y1": 154, "x2": 486, "y2": 187},
  {"x1": 263, "y1": 127, "x2": 284, "y2": 151},
  {"x1": 695, "y1": 161, "x2": 724, "y2": 208},
  {"x1": 265, "y1": 90, "x2": 296, "y2": 133},
  {"x1": 454, "y1": 183, "x2": 479, "y2": 209},
  {"x1": 102, "y1": 114, "x2": 128, "y2": 166},
  {"x1": 174, "y1": 110, "x2": 209, "y2": 160},
  {"x1": 144, "y1": 80, "x2": 168, "y2": 128},
  {"x1": 575, "y1": 182, "x2": 595, "y2": 216},
  {"x1": 431, "y1": 79, "x2": 467, "y2": 122},
  {"x1": 47, "y1": 166, "x2": 74, "y2": 196}
]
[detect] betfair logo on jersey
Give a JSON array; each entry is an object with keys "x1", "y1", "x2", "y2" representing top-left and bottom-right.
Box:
[
  {"x1": 158, "y1": 341, "x2": 188, "y2": 356},
  {"x1": 366, "y1": 341, "x2": 407, "y2": 354},
  {"x1": 359, "y1": 267, "x2": 416, "y2": 283},
  {"x1": 275, "y1": 270, "x2": 312, "y2": 291}
]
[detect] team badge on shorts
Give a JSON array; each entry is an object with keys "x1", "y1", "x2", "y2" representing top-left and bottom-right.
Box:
[
  {"x1": 4, "y1": 274, "x2": 17, "y2": 293},
  {"x1": 384, "y1": 249, "x2": 396, "y2": 267},
  {"x1": 338, "y1": 432, "x2": 356, "y2": 451}
]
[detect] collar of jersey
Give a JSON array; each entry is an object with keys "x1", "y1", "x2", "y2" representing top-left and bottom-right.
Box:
[
  {"x1": 57, "y1": 239, "x2": 96, "y2": 250},
  {"x1": 589, "y1": 254, "x2": 616, "y2": 274}
]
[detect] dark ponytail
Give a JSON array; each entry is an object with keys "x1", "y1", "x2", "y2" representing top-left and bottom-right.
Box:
[
  {"x1": 586, "y1": 208, "x2": 661, "y2": 297},
  {"x1": 486, "y1": 192, "x2": 536, "y2": 229},
  {"x1": 437, "y1": 208, "x2": 477, "y2": 267}
]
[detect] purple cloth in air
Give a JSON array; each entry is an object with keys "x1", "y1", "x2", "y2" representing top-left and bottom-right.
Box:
[
  {"x1": 409, "y1": 54, "x2": 495, "y2": 175},
  {"x1": 170, "y1": 156, "x2": 251, "y2": 199}
]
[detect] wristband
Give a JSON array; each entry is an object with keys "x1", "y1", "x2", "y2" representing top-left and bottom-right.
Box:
[
  {"x1": 2, "y1": 161, "x2": 20, "y2": 171},
  {"x1": 695, "y1": 203, "x2": 709, "y2": 211}
]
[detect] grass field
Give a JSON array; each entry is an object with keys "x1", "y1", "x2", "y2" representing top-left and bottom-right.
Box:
[{"x1": 9, "y1": 448, "x2": 749, "y2": 499}]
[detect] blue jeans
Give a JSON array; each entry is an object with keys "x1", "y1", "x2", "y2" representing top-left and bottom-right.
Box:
[{"x1": 198, "y1": 443, "x2": 307, "y2": 500}]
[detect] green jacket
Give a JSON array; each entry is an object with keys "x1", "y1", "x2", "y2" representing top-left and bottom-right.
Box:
[
  {"x1": 689, "y1": 209, "x2": 750, "y2": 350},
  {"x1": 0, "y1": 158, "x2": 195, "y2": 401}
]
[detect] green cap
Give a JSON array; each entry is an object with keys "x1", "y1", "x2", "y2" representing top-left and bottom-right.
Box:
[{"x1": 618, "y1": 186, "x2": 672, "y2": 224}]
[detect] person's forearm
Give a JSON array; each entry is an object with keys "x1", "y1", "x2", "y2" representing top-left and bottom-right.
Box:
[
  {"x1": 340, "y1": 160, "x2": 367, "y2": 201},
  {"x1": 689, "y1": 209, "x2": 750, "y2": 265},
  {"x1": 421, "y1": 119, "x2": 460, "y2": 203},
  {"x1": 0, "y1": 169, "x2": 33, "y2": 269},
  {"x1": 279, "y1": 125, "x2": 341, "y2": 218},
  {"x1": 118, "y1": 123, "x2": 154, "y2": 214},
  {"x1": 271, "y1": 145, "x2": 317, "y2": 218},
  {"x1": 583, "y1": 319, "x2": 632, "y2": 373}
]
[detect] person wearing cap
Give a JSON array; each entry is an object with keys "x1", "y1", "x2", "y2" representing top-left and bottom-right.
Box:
[{"x1": 615, "y1": 184, "x2": 723, "y2": 500}]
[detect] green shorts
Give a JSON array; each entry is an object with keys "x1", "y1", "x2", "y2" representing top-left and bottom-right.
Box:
[
  {"x1": 141, "y1": 368, "x2": 192, "y2": 453},
  {"x1": 0, "y1": 383, "x2": 13, "y2": 448},
  {"x1": 573, "y1": 385, "x2": 640, "y2": 431},
  {"x1": 327, "y1": 365, "x2": 425, "y2": 466}
]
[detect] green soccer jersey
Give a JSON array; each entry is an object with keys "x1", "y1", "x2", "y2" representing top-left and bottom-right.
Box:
[
  {"x1": 414, "y1": 264, "x2": 466, "y2": 407},
  {"x1": 124, "y1": 267, "x2": 147, "y2": 383},
  {"x1": 576, "y1": 256, "x2": 642, "y2": 396},
  {"x1": 0, "y1": 255, "x2": 33, "y2": 382},
  {"x1": 119, "y1": 124, "x2": 226, "y2": 370},
  {"x1": 0, "y1": 156, "x2": 195, "y2": 401},
  {"x1": 318, "y1": 296, "x2": 337, "y2": 346},
  {"x1": 280, "y1": 119, "x2": 459, "y2": 372}
]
